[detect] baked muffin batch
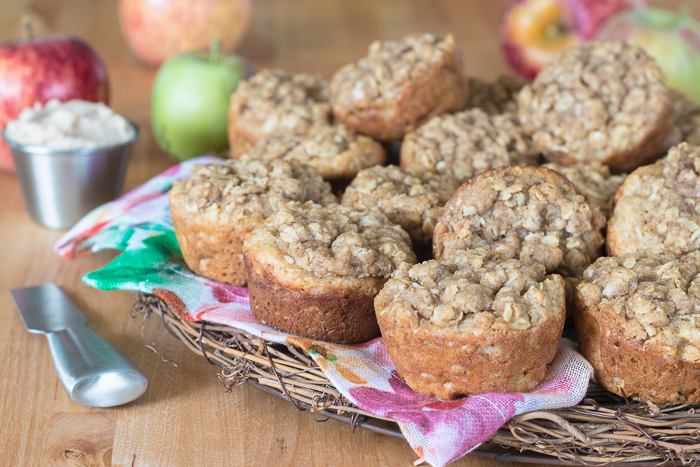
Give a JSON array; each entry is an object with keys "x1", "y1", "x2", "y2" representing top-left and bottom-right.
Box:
[{"x1": 169, "y1": 33, "x2": 700, "y2": 402}]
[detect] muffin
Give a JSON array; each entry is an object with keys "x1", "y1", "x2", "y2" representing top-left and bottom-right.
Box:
[
  {"x1": 330, "y1": 33, "x2": 468, "y2": 142},
  {"x1": 543, "y1": 163, "x2": 627, "y2": 216},
  {"x1": 244, "y1": 201, "x2": 416, "y2": 344},
  {"x1": 466, "y1": 74, "x2": 524, "y2": 116},
  {"x1": 169, "y1": 158, "x2": 337, "y2": 286},
  {"x1": 400, "y1": 108, "x2": 539, "y2": 183},
  {"x1": 575, "y1": 252, "x2": 700, "y2": 404},
  {"x1": 433, "y1": 165, "x2": 606, "y2": 278},
  {"x1": 341, "y1": 165, "x2": 460, "y2": 248},
  {"x1": 228, "y1": 69, "x2": 332, "y2": 157},
  {"x1": 375, "y1": 249, "x2": 566, "y2": 400},
  {"x1": 666, "y1": 89, "x2": 700, "y2": 149},
  {"x1": 518, "y1": 41, "x2": 671, "y2": 173},
  {"x1": 607, "y1": 143, "x2": 700, "y2": 257},
  {"x1": 245, "y1": 123, "x2": 386, "y2": 182}
]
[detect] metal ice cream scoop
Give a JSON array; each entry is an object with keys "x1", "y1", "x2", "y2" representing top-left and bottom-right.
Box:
[{"x1": 10, "y1": 284, "x2": 148, "y2": 407}]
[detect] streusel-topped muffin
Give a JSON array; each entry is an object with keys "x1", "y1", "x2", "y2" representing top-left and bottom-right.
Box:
[
  {"x1": 608, "y1": 143, "x2": 700, "y2": 257},
  {"x1": 169, "y1": 158, "x2": 336, "y2": 286},
  {"x1": 543, "y1": 163, "x2": 626, "y2": 216},
  {"x1": 400, "y1": 109, "x2": 539, "y2": 183},
  {"x1": 375, "y1": 249, "x2": 566, "y2": 399},
  {"x1": 244, "y1": 201, "x2": 416, "y2": 344},
  {"x1": 576, "y1": 251, "x2": 700, "y2": 404},
  {"x1": 331, "y1": 33, "x2": 468, "y2": 142},
  {"x1": 518, "y1": 41, "x2": 671, "y2": 173},
  {"x1": 433, "y1": 165, "x2": 606, "y2": 278},
  {"x1": 341, "y1": 165, "x2": 460, "y2": 247},
  {"x1": 245, "y1": 123, "x2": 385, "y2": 181},
  {"x1": 466, "y1": 74, "x2": 524, "y2": 116},
  {"x1": 228, "y1": 69, "x2": 332, "y2": 157}
]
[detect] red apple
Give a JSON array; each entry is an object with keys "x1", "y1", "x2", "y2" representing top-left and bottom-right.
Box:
[
  {"x1": 500, "y1": 0, "x2": 642, "y2": 80},
  {"x1": 0, "y1": 31, "x2": 109, "y2": 172},
  {"x1": 119, "y1": 0, "x2": 253, "y2": 66}
]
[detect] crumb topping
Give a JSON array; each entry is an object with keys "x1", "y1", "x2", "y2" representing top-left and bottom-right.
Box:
[
  {"x1": 170, "y1": 158, "x2": 336, "y2": 221},
  {"x1": 230, "y1": 69, "x2": 332, "y2": 136},
  {"x1": 667, "y1": 90, "x2": 700, "y2": 148},
  {"x1": 518, "y1": 41, "x2": 670, "y2": 167},
  {"x1": 341, "y1": 165, "x2": 461, "y2": 245},
  {"x1": 379, "y1": 249, "x2": 561, "y2": 331},
  {"x1": 578, "y1": 252, "x2": 700, "y2": 362},
  {"x1": 434, "y1": 166, "x2": 606, "y2": 277},
  {"x1": 248, "y1": 202, "x2": 415, "y2": 279},
  {"x1": 466, "y1": 75, "x2": 524, "y2": 116},
  {"x1": 543, "y1": 163, "x2": 626, "y2": 215},
  {"x1": 609, "y1": 143, "x2": 700, "y2": 256},
  {"x1": 401, "y1": 108, "x2": 539, "y2": 183}
]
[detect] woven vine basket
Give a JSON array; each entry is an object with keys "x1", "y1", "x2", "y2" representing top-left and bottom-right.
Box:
[{"x1": 133, "y1": 293, "x2": 700, "y2": 465}]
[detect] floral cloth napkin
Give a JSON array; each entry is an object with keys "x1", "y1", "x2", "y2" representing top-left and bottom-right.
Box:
[{"x1": 55, "y1": 157, "x2": 594, "y2": 467}]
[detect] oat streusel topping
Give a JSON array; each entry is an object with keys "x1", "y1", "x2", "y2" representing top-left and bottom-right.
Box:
[
  {"x1": 608, "y1": 143, "x2": 700, "y2": 256},
  {"x1": 666, "y1": 90, "x2": 700, "y2": 149},
  {"x1": 341, "y1": 165, "x2": 461, "y2": 245},
  {"x1": 248, "y1": 202, "x2": 415, "y2": 279},
  {"x1": 434, "y1": 166, "x2": 606, "y2": 277},
  {"x1": 246, "y1": 124, "x2": 385, "y2": 179},
  {"x1": 466, "y1": 75, "x2": 524, "y2": 116},
  {"x1": 577, "y1": 252, "x2": 700, "y2": 361},
  {"x1": 380, "y1": 249, "x2": 560, "y2": 331},
  {"x1": 171, "y1": 158, "x2": 336, "y2": 221},
  {"x1": 518, "y1": 41, "x2": 670, "y2": 171},
  {"x1": 229, "y1": 69, "x2": 332, "y2": 136},
  {"x1": 332, "y1": 33, "x2": 456, "y2": 105},
  {"x1": 400, "y1": 108, "x2": 539, "y2": 183},
  {"x1": 543, "y1": 163, "x2": 626, "y2": 215}
]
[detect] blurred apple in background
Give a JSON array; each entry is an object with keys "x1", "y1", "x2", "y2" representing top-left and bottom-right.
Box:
[
  {"x1": 598, "y1": 8, "x2": 700, "y2": 104},
  {"x1": 500, "y1": 0, "x2": 641, "y2": 80},
  {"x1": 119, "y1": 0, "x2": 253, "y2": 66},
  {"x1": 151, "y1": 42, "x2": 250, "y2": 161},
  {"x1": 0, "y1": 21, "x2": 109, "y2": 173}
]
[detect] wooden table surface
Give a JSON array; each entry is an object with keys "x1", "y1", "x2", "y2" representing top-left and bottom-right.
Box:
[{"x1": 0, "y1": 1, "x2": 696, "y2": 466}]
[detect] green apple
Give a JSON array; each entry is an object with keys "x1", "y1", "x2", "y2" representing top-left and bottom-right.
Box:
[{"x1": 151, "y1": 43, "x2": 248, "y2": 161}]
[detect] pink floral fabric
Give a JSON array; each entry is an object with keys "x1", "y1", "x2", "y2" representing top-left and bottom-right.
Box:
[{"x1": 55, "y1": 157, "x2": 594, "y2": 467}]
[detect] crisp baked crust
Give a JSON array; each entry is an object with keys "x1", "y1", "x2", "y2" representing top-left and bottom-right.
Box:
[
  {"x1": 341, "y1": 165, "x2": 460, "y2": 246},
  {"x1": 228, "y1": 69, "x2": 332, "y2": 157},
  {"x1": 466, "y1": 74, "x2": 524, "y2": 116},
  {"x1": 575, "y1": 252, "x2": 700, "y2": 404},
  {"x1": 543, "y1": 163, "x2": 626, "y2": 216},
  {"x1": 243, "y1": 202, "x2": 416, "y2": 343},
  {"x1": 433, "y1": 165, "x2": 606, "y2": 278},
  {"x1": 518, "y1": 41, "x2": 671, "y2": 173},
  {"x1": 608, "y1": 143, "x2": 700, "y2": 257},
  {"x1": 169, "y1": 159, "x2": 336, "y2": 286},
  {"x1": 400, "y1": 108, "x2": 539, "y2": 183},
  {"x1": 375, "y1": 249, "x2": 565, "y2": 399},
  {"x1": 244, "y1": 124, "x2": 386, "y2": 181},
  {"x1": 330, "y1": 33, "x2": 468, "y2": 142}
]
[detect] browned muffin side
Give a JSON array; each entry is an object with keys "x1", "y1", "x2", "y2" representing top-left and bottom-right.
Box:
[
  {"x1": 341, "y1": 165, "x2": 460, "y2": 247},
  {"x1": 543, "y1": 163, "x2": 627, "y2": 216},
  {"x1": 575, "y1": 252, "x2": 700, "y2": 404},
  {"x1": 169, "y1": 158, "x2": 336, "y2": 286},
  {"x1": 518, "y1": 41, "x2": 671, "y2": 173},
  {"x1": 245, "y1": 123, "x2": 386, "y2": 181},
  {"x1": 375, "y1": 249, "x2": 566, "y2": 400},
  {"x1": 228, "y1": 69, "x2": 332, "y2": 157},
  {"x1": 433, "y1": 165, "x2": 606, "y2": 279},
  {"x1": 244, "y1": 202, "x2": 416, "y2": 344},
  {"x1": 400, "y1": 108, "x2": 539, "y2": 183},
  {"x1": 608, "y1": 143, "x2": 700, "y2": 257},
  {"x1": 466, "y1": 74, "x2": 525, "y2": 116},
  {"x1": 330, "y1": 33, "x2": 468, "y2": 142}
]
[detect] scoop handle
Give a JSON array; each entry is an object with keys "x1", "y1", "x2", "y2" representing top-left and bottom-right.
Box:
[{"x1": 45, "y1": 327, "x2": 148, "y2": 407}]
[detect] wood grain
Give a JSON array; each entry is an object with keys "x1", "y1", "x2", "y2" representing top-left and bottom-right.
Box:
[{"x1": 0, "y1": 0, "x2": 698, "y2": 466}]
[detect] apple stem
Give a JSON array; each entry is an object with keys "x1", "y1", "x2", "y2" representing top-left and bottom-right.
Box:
[
  {"x1": 21, "y1": 15, "x2": 34, "y2": 41},
  {"x1": 210, "y1": 38, "x2": 221, "y2": 63}
]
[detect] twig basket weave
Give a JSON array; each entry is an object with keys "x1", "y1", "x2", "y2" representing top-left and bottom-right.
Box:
[{"x1": 133, "y1": 293, "x2": 700, "y2": 465}]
